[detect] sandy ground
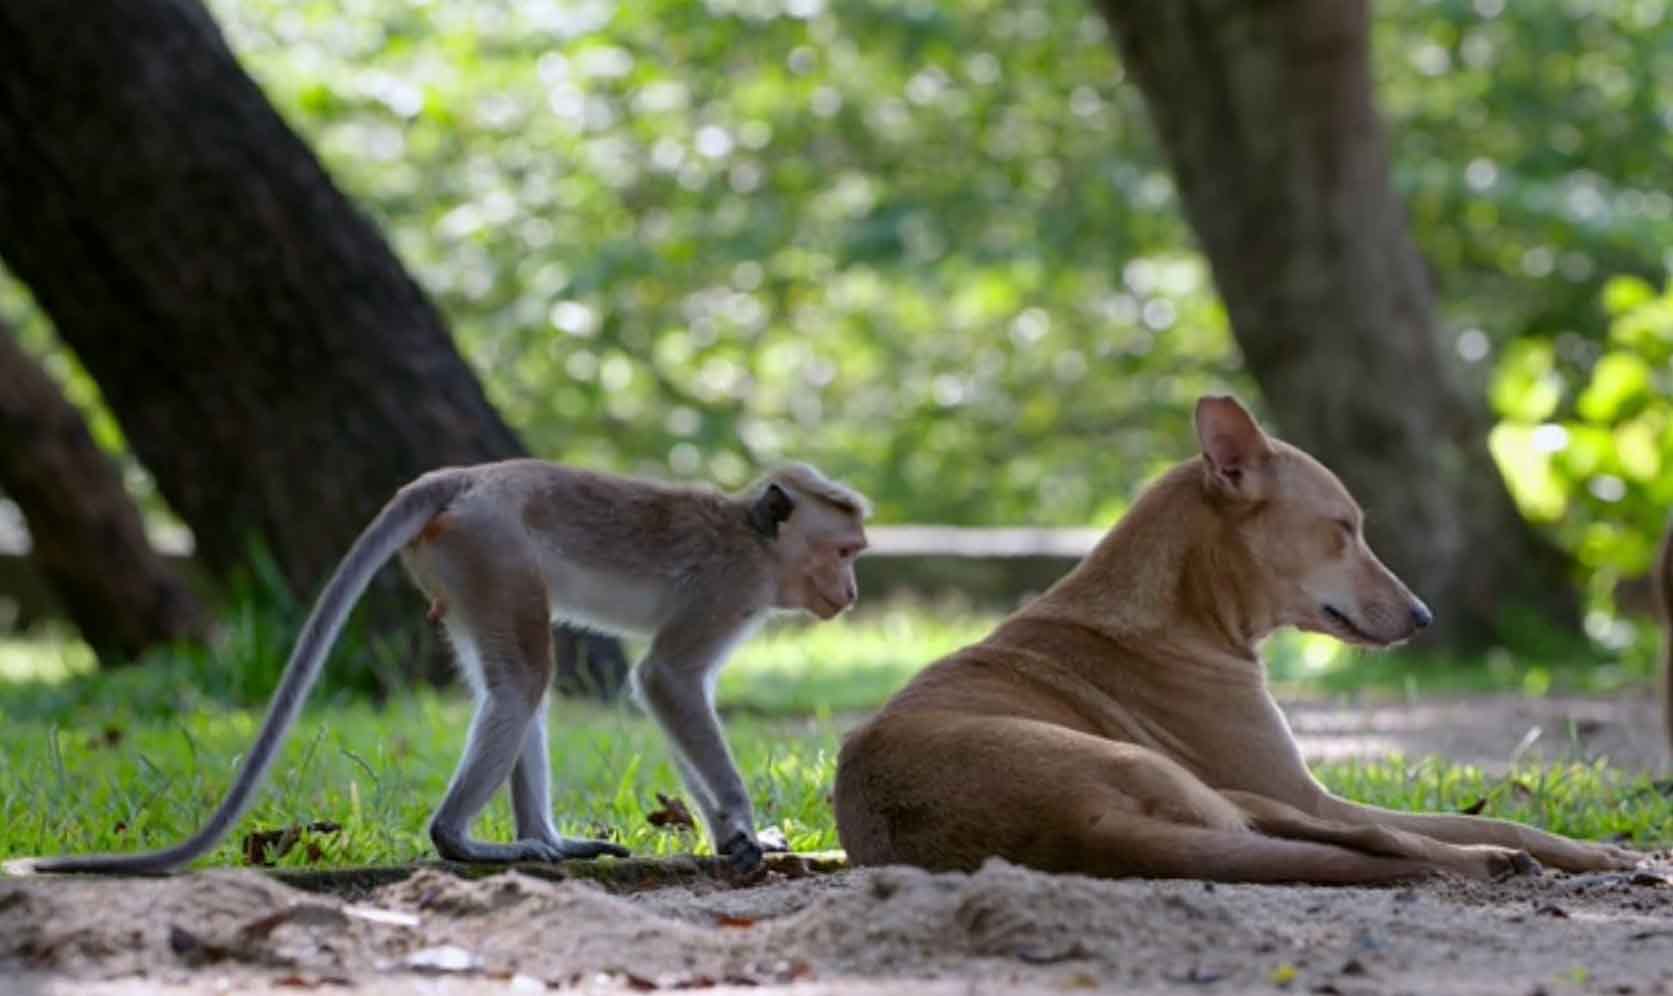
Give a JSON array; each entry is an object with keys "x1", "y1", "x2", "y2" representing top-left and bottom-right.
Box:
[
  {"x1": 3, "y1": 693, "x2": 1671, "y2": 996},
  {"x1": 1284, "y1": 691, "x2": 1670, "y2": 775}
]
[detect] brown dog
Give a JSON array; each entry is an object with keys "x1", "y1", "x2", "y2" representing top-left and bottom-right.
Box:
[{"x1": 835, "y1": 396, "x2": 1641, "y2": 884}]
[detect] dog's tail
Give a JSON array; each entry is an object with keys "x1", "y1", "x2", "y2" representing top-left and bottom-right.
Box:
[{"x1": 1656, "y1": 517, "x2": 1673, "y2": 759}]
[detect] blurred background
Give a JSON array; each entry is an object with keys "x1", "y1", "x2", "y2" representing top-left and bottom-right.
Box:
[{"x1": 1, "y1": 0, "x2": 1670, "y2": 698}]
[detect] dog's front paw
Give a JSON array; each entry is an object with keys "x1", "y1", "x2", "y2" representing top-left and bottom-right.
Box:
[
  {"x1": 1454, "y1": 844, "x2": 1541, "y2": 881},
  {"x1": 756, "y1": 826, "x2": 790, "y2": 853},
  {"x1": 1574, "y1": 842, "x2": 1642, "y2": 872},
  {"x1": 1486, "y1": 847, "x2": 1542, "y2": 881}
]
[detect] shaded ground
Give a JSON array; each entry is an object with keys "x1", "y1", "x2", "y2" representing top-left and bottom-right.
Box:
[
  {"x1": 1286, "y1": 692, "x2": 1669, "y2": 774},
  {"x1": 3, "y1": 693, "x2": 1671, "y2": 995}
]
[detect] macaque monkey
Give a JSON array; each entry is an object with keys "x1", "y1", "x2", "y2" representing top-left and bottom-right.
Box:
[{"x1": 9, "y1": 460, "x2": 870, "y2": 875}]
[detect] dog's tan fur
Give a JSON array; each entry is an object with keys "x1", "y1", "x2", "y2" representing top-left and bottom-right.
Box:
[{"x1": 835, "y1": 396, "x2": 1640, "y2": 884}]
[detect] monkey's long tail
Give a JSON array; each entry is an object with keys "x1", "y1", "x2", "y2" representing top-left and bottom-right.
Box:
[{"x1": 5, "y1": 472, "x2": 472, "y2": 876}]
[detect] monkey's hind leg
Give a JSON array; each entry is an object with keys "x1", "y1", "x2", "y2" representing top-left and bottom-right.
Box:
[
  {"x1": 509, "y1": 706, "x2": 629, "y2": 859},
  {"x1": 429, "y1": 600, "x2": 615, "y2": 864}
]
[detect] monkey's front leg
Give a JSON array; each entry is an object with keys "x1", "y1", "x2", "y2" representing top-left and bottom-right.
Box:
[
  {"x1": 636, "y1": 645, "x2": 766, "y2": 872},
  {"x1": 672, "y1": 755, "x2": 791, "y2": 855}
]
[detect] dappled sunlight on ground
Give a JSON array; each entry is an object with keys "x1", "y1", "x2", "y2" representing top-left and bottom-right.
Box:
[{"x1": 1285, "y1": 694, "x2": 1668, "y2": 774}]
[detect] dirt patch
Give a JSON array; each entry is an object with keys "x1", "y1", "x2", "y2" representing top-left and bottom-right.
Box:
[
  {"x1": 4, "y1": 692, "x2": 1670, "y2": 995},
  {"x1": 5, "y1": 855, "x2": 1673, "y2": 995},
  {"x1": 1285, "y1": 693, "x2": 1669, "y2": 775}
]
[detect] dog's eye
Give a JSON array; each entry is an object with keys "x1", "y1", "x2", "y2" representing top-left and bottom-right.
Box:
[{"x1": 1335, "y1": 518, "x2": 1356, "y2": 536}]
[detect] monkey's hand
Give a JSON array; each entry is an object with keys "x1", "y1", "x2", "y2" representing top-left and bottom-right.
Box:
[{"x1": 717, "y1": 827, "x2": 792, "y2": 879}]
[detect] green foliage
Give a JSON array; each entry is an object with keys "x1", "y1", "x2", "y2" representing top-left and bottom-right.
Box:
[
  {"x1": 2, "y1": 684, "x2": 1665, "y2": 870},
  {"x1": 1489, "y1": 276, "x2": 1673, "y2": 617},
  {"x1": 1316, "y1": 756, "x2": 1670, "y2": 846},
  {"x1": 190, "y1": 0, "x2": 1237, "y2": 528},
  {"x1": 3, "y1": 599, "x2": 1666, "y2": 867},
  {"x1": 5, "y1": 0, "x2": 1672, "y2": 589}
]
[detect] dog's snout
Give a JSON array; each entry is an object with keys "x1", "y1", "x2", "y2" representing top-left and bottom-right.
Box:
[{"x1": 1409, "y1": 600, "x2": 1433, "y2": 630}]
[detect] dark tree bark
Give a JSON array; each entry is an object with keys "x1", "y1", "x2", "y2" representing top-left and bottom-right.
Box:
[
  {"x1": 0, "y1": 0, "x2": 625, "y2": 689},
  {"x1": 1094, "y1": 0, "x2": 1579, "y2": 648},
  {"x1": 0, "y1": 326, "x2": 207, "y2": 663}
]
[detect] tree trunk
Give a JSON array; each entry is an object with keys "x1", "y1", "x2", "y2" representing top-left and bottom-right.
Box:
[
  {"x1": 0, "y1": 0, "x2": 625, "y2": 689},
  {"x1": 1093, "y1": 0, "x2": 1579, "y2": 648},
  {"x1": 0, "y1": 326, "x2": 207, "y2": 663}
]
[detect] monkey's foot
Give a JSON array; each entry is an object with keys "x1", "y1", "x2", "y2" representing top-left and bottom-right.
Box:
[
  {"x1": 545, "y1": 835, "x2": 631, "y2": 860},
  {"x1": 433, "y1": 834, "x2": 629, "y2": 864},
  {"x1": 717, "y1": 831, "x2": 767, "y2": 876}
]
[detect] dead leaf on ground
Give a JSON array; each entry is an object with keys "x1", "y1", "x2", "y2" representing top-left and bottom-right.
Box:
[
  {"x1": 714, "y1": 913, "x2": 756, "y2": 928},
  {"x1": 646, "y1": 793, "x2": 696, "y2": 831},
  {"x1": 238, "y1": 903, "x2": 348, "y2": 941},
  {"x1": 1014, "y1": 940, "x2": 1090, "y2": 964},
  {"x1": 241, "y1": 821, "x2": 343, "y2": 867},
  {"x1": 272, "y1": 974, "x2": 353, "y2": 989}
]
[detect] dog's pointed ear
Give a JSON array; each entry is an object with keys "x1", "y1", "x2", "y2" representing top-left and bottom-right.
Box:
[
  {"x1": 749, "y1": 482, "x2": 796, "y2": 540},
  {"x1": 1195, "y1": 395, "x2": 1273, "y2": 496}
]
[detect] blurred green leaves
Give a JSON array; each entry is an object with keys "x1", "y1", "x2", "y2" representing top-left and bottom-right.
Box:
[
  {"x1": 3, "y1": 0, "x2": 1671, "y2": 592},
  {"x1": 189, "y1": 0, "x2": 1231, "y2": 527},
  {"x1": 1490, "y1": 276, "x2": 1673, "y2": 605}
]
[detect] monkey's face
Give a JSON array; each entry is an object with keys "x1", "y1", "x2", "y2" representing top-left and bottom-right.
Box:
[{"x1": 778, "y1": 516, "x2": 867, "y2": 620}]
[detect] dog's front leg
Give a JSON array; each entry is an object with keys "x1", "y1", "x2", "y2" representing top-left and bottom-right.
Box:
[{"x1": 1315, "y1": 794, "x2": 1640, "y2": 873}]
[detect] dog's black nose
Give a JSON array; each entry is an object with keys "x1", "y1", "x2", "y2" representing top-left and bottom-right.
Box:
[{"x1": 1410, "y1": 600, "x2": 1433, "y2": 629}]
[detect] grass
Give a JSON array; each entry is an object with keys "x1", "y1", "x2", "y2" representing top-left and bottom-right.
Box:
[{"x1": 0, "y1": 600, "x2": 1668, "y2": 870}]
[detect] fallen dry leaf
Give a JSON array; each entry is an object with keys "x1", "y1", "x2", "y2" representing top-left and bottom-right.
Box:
[
  {"x1": 646, "y1": 793, "x2": 696, "y2": 831},
  {"x1": 241, "y1": 821, "x2": 343, "y2": 867},
  {"x1": 272, "y1": 974, "x2": 353, "y2": 989},
  {"x1": 714, "y1": 913, "x2": 756, "y2": 928},
  {"x1": 238, "y1": 903, "x2": 347, "y2": 941}
]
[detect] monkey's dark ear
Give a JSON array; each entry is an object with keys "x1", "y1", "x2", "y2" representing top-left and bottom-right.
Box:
[{"x1": 749, "y1": 483, "x2": 796, "y2": 540}]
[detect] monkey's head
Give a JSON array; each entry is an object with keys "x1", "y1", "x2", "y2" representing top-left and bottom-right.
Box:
[{"x1": 749, "y1": 464, "x2": 871, "y2": 620}]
